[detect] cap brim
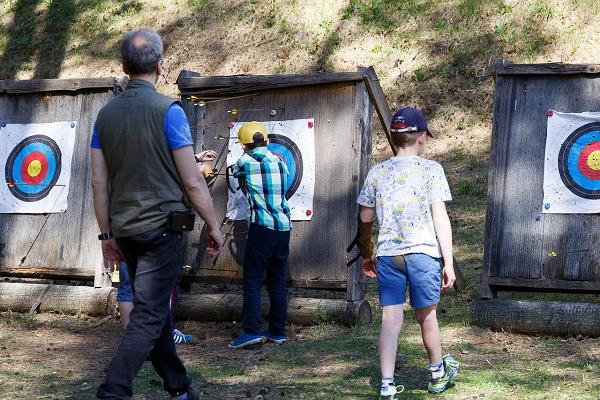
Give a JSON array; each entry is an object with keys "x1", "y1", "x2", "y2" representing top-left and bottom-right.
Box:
[{"x1": 426, "y1": 128, "x2": 435, "y2": 138}]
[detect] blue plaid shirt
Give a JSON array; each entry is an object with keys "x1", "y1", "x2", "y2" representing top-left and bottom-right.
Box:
[{"x1": 232, "y1": 147, "x2": 292, "y2": 231}]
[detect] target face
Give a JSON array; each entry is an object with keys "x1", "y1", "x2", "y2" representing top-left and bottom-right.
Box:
[
  {"x1": 267, "y1": 134, "x2": 303, "y2": 199},
  {"x1": 558, "y1": 122, "x2": 600, "y2": 199},
  {"x1": 5, "y1": 135, "x2": 62, "y2": 202},
  {"x1": 226, "y1": 119, "x2": 315, "y2": 221}
]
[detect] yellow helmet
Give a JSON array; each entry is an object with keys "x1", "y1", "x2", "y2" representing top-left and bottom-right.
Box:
[{"x1": 238, "y1": 121, "x2": 268, "y2": 145}]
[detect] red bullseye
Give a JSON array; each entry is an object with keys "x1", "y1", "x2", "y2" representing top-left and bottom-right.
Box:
[
  {"x1": 20, "y1": 151, "x2": 49, "y2": 185},
  {"x1": 577, "y1": 141, "x2": 600, "y2": 180}
]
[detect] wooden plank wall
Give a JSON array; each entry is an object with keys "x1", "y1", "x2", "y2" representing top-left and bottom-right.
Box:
[
  {"x1": 0, "y1": 89, "x2": 114, "y2": 278},
  {"x1": 483, "y1": 72, "x2": 600, "y2": 296},
  {"x1": 181, "y1": 82, "x2": 371, "y2": 289}
]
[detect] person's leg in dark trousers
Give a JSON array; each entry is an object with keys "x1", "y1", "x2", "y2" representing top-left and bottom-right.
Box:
[
  {"x1": 242, "y1": 224, "x2": 276, "y2": 335},
  {"x1": 97, "y1": 226, "x2": 190, "y2": 399},
  {"x1": 266, "y1": 230, "x2": 290, "y2": 336}
]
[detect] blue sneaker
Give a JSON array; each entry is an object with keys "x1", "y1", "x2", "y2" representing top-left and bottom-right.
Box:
[
  {"x1": 228, "y1": 333, "x2": 265, "y2": 349},
  {"x1": 173, "y1": 329, "x2": 192, "y2": 345},
  {"x1": 262, "y1": 331, "x2": 287, "y2": 344}
]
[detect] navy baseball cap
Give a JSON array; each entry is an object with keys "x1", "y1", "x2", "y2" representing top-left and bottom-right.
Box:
[{"x1": 390, "y1": 107, "x2": 433, "y2": 137}]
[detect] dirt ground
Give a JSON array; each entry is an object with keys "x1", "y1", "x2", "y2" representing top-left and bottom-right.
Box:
[{"x1": 2, "y1": 299, "x2": 600, "y2": 400}]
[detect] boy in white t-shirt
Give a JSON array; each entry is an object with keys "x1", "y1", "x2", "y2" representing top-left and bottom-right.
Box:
[{"x1": 357, "y1": 107, "x2": 459, "y2": 398}]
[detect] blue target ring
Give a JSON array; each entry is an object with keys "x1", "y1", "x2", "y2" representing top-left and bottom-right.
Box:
[
  {"x1": 267, "y1": 134, "x2": 302, "y2": 199},
  {"x1": 5, "y1": 135, "x2": 62, "y2": 202},
  {"x1": 558, "y1": 122, "x2": 600, "y2": 199}
]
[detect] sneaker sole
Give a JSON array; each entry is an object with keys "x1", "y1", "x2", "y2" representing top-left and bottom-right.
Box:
[
  {"x1": 227, "y1": 337, "x2": 265, "y2": 349},
  {"x1": 265, "y1": 338, "x2": 287, "y2": 344}
]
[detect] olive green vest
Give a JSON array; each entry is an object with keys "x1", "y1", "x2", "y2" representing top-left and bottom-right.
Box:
[{"x1": 95, "y1": 79, "x2": 189, "y2": 237}]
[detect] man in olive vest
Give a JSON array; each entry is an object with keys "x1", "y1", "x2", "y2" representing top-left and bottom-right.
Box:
[{"x1": 91, "y1": 29, "x2": 223, "y2": 400}]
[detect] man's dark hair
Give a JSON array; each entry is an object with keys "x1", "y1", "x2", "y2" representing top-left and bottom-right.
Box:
[
  {"x1": 245, "y1": 132, "x2": 268, "y2": 150},
  {"x1": 120, "y1": 29, "x2": 163, "y2": 75}
]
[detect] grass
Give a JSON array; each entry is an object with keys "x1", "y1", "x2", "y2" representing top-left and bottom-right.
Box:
[{"x1": 2, "y1": 286, "x2": 600, "y2": 399}]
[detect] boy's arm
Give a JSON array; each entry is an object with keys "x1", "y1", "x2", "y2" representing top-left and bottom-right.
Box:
[
  {"x1": 431, "y1": 201, "x2": 455, "y2": 290},
  {"x1": 359, "y1": 206, "x2": 376, "y2": 278}
]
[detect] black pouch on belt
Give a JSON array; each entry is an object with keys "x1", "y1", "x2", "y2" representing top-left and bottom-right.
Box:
[{"x1": 167, "y1": 211, "x2": 196, "y2": 232}]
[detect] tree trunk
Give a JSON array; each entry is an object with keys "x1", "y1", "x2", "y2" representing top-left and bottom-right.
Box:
[
  {"x1": 176, "y1": 293, "x2": 372, "y2": 326},
  {"x1": 0, "y1": 282, "x2": 116, "y2": 316},
  {"x1": 470, "y1": 298, "x2": 600, "y2": 337}
]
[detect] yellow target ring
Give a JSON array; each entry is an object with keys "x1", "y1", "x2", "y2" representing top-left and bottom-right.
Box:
[
  {"x1": 27, "y1": 159, "x2": 42, "y2": 177},
  {"x1": 587, "y1": 150, "x2": 600, "y2": 171}
]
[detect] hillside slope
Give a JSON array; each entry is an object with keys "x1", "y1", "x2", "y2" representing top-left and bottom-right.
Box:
[{"x1": 1, "y1": 0, "x2": 599, "y2": 268}]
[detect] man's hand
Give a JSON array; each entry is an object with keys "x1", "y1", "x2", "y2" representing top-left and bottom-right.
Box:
[
  {"x1": 362, "y1": 256, "x2": 376, "y2": 278},
  {"x1": 101, "y1": 238, "x2": 123, "y2": 273},
  {"x1": 195, "y1": 150, "x2": 218, "y2": 163},
  {"x1": 441, "y1": 263, "x2": 456, "y2": 291},
  {"x1": 206, "y1": 228, "x2": 224, "y2": 257}
]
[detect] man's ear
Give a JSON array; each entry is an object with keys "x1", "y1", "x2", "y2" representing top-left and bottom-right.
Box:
[
  {"x1": 156, "y1": 61, "x2": 162, "y2": 77},
  {"x1": 418, "y1": 132, "x2": 427, "y2": 145}
]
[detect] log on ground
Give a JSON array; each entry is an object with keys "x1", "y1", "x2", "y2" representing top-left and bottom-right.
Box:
[
  {"x1": 176, "y1": 293, "x2": 372, "y2": 325},
  {"x1": 0, "y1": 282, "x2": 116, "y2": 316},
  {"x1": 470, "y1": 298, "x2": 600, "y2": 337}
]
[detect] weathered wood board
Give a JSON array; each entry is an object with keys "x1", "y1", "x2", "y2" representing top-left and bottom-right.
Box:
[
  {"x1": 483, "y1": 64, "x2": 600, "y2": 297},
  {"x1": 0, "y1": 80, "x2": 120, "y2": 279},
  {"x1": 179, "y1": 72, "x2": 373, "y2": 290}
]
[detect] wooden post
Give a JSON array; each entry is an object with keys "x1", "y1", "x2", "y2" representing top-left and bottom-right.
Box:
[
  {"x1": 362, "y1": 66, "x2": 395, "y2": 155},
  {"x1": 177, "y1": 294, "x2": 372, "y2": 326},
  {"x1": 471, "y1": 298, "x2": 600, "y2": 337},
  {"x1": 0, "y1": 282, "x2": 116, "y2": 316}
]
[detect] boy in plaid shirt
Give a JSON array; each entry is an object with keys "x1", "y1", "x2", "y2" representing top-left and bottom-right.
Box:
[{"x1": 228, "y1": 121, "x2": 292, "y2": 349}]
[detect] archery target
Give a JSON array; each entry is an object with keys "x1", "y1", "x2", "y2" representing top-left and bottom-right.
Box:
[
  {"x1": 226, "y1": 119, "x2": 315, "y2": 221},
  {"x1": 0, "y1": 122, "x2": 77, "y2": 214},
  {"x1": 543, "y1": 111, "x2": 600, "y2": 213},
  {"x1": 5, "y1": 135, "x2": 62, "y2": 202},
  {"x1": 557, "y1": 123, "x2": 600, "y2": 199}
]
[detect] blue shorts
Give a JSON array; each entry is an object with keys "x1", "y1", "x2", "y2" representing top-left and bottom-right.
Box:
[
  {"x1": 116, "y1": 261, "x2": 133, "y2": 303},
  {"x1": 376, "y1": 253, "x2": 442, "y2": 308}
]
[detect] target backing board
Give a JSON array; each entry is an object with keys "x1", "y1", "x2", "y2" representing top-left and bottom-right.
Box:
[
  {"x1": 0, "y1": 122, "x2": 77, "y2": 213},
  {"x1": 226, "y1": 119, "x2": 315, "y2": 221},
  {"x1": 543, "y1": 110, "x2": 600, "y2": 213}
]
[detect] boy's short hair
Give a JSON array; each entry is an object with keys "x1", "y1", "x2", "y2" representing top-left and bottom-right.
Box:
[
  {"x1": 244, "y1": 133, "x2": 268, "y2": 150},
  {"x1": 391, "y1": 131, "x2": 422, "y2": 148}
]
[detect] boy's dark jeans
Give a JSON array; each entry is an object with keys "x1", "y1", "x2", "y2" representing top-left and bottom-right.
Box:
[
  {"x1": 97, "y1": 225, "x2": 190, "y2": 399},
  {"x1": 242, "y1": 223, "x2": 290, "y2": 336}
]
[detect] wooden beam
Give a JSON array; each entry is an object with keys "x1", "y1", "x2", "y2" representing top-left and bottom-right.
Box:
[
  {"x1": 0, "y1": 282, "x2": 116, "y2": 316},
  {"x1": 177, "y1": 294, "x2": 372, "y2": 325},
  {"x1": 0, "y1": 266, "x2": 93, "y2": 281},
  {"x1": 489, "y1": 277, "x2": 600, "y2": 293},
  {"x1": 177, "y1": 71, "x2": 366, "y2": 96},
  {"x1": 0, "y1": 77, "x2": 123, "y2": 94},
  {"x1": 362, "y1": 66, "x2": 396, "y2": 155},
  {"x1": 181, "y1": 274, "x2": 347, "y2": 290},
  {"x1": 493, "y1": 62, "x2": 600, "y2": 76},
  {"x1": 471, "y1": 299, "x2": 600, "y2": 337}
]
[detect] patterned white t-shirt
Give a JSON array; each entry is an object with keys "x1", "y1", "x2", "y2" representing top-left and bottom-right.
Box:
[{"x1": 357, "y1": 156, "x2": 452, "y2": 258}]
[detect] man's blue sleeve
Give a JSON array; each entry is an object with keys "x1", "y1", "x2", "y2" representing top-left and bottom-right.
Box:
[
  {"x1": 90, "y1": 124, "x2": 102, "y2": 149},
  {"x1": 164, "y1": 103, "x2": 194, "y2": 150}
]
